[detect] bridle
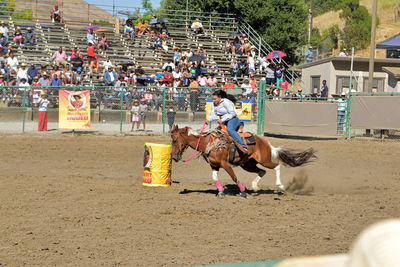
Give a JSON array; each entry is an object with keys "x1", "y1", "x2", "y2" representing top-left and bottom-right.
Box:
[{"x1": 183, "y1": 120, "x2": 208, "y2": 162}]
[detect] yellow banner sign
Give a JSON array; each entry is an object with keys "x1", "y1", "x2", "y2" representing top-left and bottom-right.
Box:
[
  {"x1": 205, "y1": 99, "x2": 252, "y2": 122},
  {"x1": 59, "y1": 90, "x2": 91, "y2": 129}
]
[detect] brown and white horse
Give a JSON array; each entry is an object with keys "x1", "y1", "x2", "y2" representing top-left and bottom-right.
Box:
[{"x1": 170, "y1": 125, "x2": 316, "y2": 198}]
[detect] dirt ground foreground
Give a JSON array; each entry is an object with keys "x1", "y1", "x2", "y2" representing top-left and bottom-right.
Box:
[{"x1": 0, "y1": 134, "x2": 399, "y2": 266}]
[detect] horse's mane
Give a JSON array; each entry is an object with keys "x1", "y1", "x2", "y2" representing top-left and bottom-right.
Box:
[{"x1": 186, "y1": 127, "x2": 230, "y2": 154}]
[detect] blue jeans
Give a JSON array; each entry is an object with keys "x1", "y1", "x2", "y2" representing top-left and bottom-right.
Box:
[{"x1": 226, "y1": 117, "x2": 247, "y2": 148}]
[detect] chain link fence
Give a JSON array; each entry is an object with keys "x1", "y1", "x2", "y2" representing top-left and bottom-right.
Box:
[{"x1": 0, "y1": 85, "x2": 260, "y2": 134}]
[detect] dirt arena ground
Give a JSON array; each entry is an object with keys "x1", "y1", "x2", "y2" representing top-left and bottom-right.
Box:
[{"x1": 0, "y1": 133, "x2": 399, "y2": 266}]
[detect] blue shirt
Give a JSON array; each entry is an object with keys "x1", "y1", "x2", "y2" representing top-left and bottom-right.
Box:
[
  {"x1": 306, "y1": 49, "x2": 313, "y2": 63},
  {"x1": 321, "y1": 85, "x2": 328, "y2": 97}
]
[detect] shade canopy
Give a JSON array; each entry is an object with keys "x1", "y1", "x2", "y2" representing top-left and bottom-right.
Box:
[{"x1": 376, "y1": 33, "x2": 400, "y2": 49}]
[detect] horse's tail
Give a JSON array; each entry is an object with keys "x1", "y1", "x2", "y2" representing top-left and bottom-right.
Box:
[{"x1": 275, "y1": 147, "x2": 316, "y2": 167}]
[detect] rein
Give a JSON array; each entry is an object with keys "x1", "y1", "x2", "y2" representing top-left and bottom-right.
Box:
[{"x1": 183, "y1": 120, "x2": 208, "y2": 162}]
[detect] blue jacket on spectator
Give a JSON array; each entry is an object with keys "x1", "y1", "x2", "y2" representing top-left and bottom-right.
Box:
[
  {"x1": 104, "y1": 70, "x2": 118, "y2": 86},
  {"x1": 27, "y1": 65, "x2": 38, "y2": 80}
]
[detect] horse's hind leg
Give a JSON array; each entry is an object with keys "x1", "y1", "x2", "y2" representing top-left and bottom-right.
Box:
[
  {"x1": 274, "y1": 165, "x2": 284, "y2": 190},
  {"x1": 221, "y1": 161, "x2": 246, "y2": 198},
  {"x1": 211, "y1": 166, "x2": 224, "y2": 197},
  {"x1": 240, "y1": 161, "x2": 266, "y2": 192}
]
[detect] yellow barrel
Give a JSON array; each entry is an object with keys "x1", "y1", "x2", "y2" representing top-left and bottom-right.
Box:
[{"x1": 142, "y1": 143, "x2": 172, "y2": 187}]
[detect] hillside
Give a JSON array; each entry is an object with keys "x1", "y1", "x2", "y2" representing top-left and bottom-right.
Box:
[
  {"x1": 13, "y1": 0, "x2": 114, "y2": 23},
  {"x1": 313, "y1": 0, "x2": 400, "y2": 58}
]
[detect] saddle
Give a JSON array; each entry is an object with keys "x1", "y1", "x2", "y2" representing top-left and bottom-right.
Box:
[{"x1": 217, "y1": 123, "x2": 256, "y2": 163}]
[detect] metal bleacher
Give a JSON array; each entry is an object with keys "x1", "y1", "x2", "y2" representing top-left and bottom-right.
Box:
[{"x1": 0, "y1": 0, "x2": 304, "y2": 90}]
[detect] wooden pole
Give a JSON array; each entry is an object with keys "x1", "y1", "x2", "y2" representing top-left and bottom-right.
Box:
[
  {"x1": 88, "y1": 4, "x2": 90, "y2": 24},
  {"x1": 308, "y1": 0, "x2": 314, "y2": 44},
  {"x1": 368, "y1": 0, "x2": 378, "y2": 92}
]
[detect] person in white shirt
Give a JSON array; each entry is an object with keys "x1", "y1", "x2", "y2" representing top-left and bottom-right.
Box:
[
  {"x1": 18, "y1": 78, "x2": 30, "y2": 106},
  {"x1": 162, "y1": 60, "x2": 175, "y2": 71},
  {"x1": 7, "y1": 53, "x2": 19, "y2": 74},
  {"x1": 17, "y1": 63, "x2": 28, "y2": 84},
  {"x1": 0, "y1": 21, "x2": 9, "y2": 42},
  {"x1": 37, "y1": 91, "x2": 49, "y2": 131},
  {"x1": 241, "y1": 78, "x2": 253, "y2": 96},
  {"x1": 103, "y1": 57, "x2": 113, "y2": 71}
]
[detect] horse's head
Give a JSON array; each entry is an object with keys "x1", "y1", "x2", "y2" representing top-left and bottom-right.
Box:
[{"x1": 170, "y1": 125, "x2": 189, "y2": 162}]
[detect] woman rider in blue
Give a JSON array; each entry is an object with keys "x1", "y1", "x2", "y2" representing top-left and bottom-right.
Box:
[{"x1": 205, "y1": 90, "x2": 249, "y2": 154}]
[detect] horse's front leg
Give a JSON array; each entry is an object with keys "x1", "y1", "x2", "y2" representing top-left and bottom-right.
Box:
[
  {"x1": 221, "y1": 161, "x2": 246, "y2": 198},
  {"x1": 211, "y1": 166, "x2": 225, "y2": 197}
]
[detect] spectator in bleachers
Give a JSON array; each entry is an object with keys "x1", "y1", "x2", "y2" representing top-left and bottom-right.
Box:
[
  {"x1": 87, "y1": 42, "x2": 95, "y2": 64},
  {"x1": 223, "y1": 77, "x2": 236, "y2": 92},
  {"x1": 241, "y1": 78, "x2": 252, "y2": 97},
  {"x1": 163, "y1": 66, "x2": 173, "y2": 87},
  {"x1": 70, "y1": 53, "x2": 83, "y2": 72},
  {"x1": 50, "y1": 65, "x2": 61, "y2": 80},
  {"x1": 229, "y1": 58, "x2": 238, "y2": 78},
  {"x1": 104, "y1": 66, "x2": 117, "y2": 86},
  {"x1": 238, "y1": 58, "x2": 248, "y2": 77},
  {"x1": 265, "y1": 60, "x2": 275, "y2": 86},
  {"x1": 38, "y1": 72, "x2": 50, "y2": 87},
  {"x1": 239, "y1": 38, "x2": 251, "y2": 55},
  {"x1": 207, "y1": 73, "x2": 218, "y2": 88},
  {"x1": 153, "y1": 35, "x2": 162, "y2": 51},
  {"x1": 88, "y1": 55, "x2": 99, "y2": 76},
  {"x1": 7, "y1": 52, "x2": 18, "y2": 75},
  {"x1": 23, "y1": 27, "x2": 35, "y2": 47},
  {"x1": 0, "y1": 32, "x2": 7, "y2": 54},
  {"x1": 103, "y1": 57, "x2": 113, "y2": 71},
  {"x1": 173, "y1": 47, "x2": 181, "y2": 68},
  {"x1": 13, "y1": 27, "x2": 23, "y2": 45},
  {"x1": 197, "y1": 44, "x2": 207, "y2": 65},
  {"x1": 17, "y1": 63, "x2": 28, "y2": 85},
  {"x1": 97, "y1": 33, "x2": 108, "y2": 51},
  {"x1": 51, "y1": 74, "x2": 61, "y2": 87},
  {"x1": 249, "y1": 73, "x2": 258, "y2": 92},
  {"x1": 138, "y1": 19, "x2": 148, "y2": 35},
  {"x1": 232, "y1": 37, "x2": 241, "y2": 54},
  {"x1": 258, "y1": 52, "x2": 266, "y2": 73},
  {"x1": 125, "y1": 18, "x2": 134, "y2": 41},
  {"x1": 87, "y1": 29, "x2": 96, "y2": 45},
  {"x1": 248, "y1": 52, "x2": 255, "y2": 74},
  {"x1": 0, "y1": 21, "x2": 9, "y2": 43},
  {"x1": 50, "y1": 4, "x2": 63, "y2": 23},
  {"x1": 162, "y1": 59, "x2": 175, "y2": 71},
  {"x1": 161, "y1": 22, "x2": 168, "y2": 37},
  {"x1": 62, "y1": 64, "x2": 74, "y2": 85},
  {"x1": 51, "y1": 47, "x2": 67, "y2": 68},
  {"x1": 190, "y1": 19, "x2": 204, "y2": 34},
  {"x1": 279, "y1": 76, "x2": 288, "y2": 93},
  {"x1": 197, "y1": 72, "x2": 207, "y2": 89},
  {"x1": 27, "y1": 63, "x2": 38, "y2": 84},
  {"x1": 0, "y1": 61, "x2": 10, "y2": 82},
  {"x1": 224, "y1": 39, "x2": 232, "y2": 55},
  {"x1": 74, "y1": 70, "x2": 82, "y2": 85},
  {"x1": 70, "y1": 46, "x2": 83, "y2": 59},
  {"x1": 161, "y1": 36, "x2": 168, "y2": 52}
]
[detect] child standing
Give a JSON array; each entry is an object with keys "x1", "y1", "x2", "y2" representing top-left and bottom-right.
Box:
[
  {"x1": 130, "y1": 100, "x2": 140, "y2": 131},
  {"x1": 138, "y1": 98, "x2": 148, "y2": 131},
  {"x1": 167, "y1": 104, "x2": 176, "y2": 133}
]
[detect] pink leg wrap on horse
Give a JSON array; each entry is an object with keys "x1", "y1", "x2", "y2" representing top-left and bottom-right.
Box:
[
  {"x1": 215, "y1": 181, "x2": 224, "y2": 192},
  {"x1": 237, "y1": 181, "x2": 245, "y2": 192}
]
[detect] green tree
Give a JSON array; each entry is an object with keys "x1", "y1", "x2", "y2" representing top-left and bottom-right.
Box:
[
  {"x1": 0, "y1": 0, "x2": 15, "y2": 17},
  {"x1": 161, "y1": 0, "x2": 308, "y2": 64},
  {"x1": 339, "y1": 0, "x2": 373, "y2": 50}
]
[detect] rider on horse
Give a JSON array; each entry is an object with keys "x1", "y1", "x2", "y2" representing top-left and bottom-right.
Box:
[{"x1": 205, "y1": 90, "x2": 249, "y2": 154}]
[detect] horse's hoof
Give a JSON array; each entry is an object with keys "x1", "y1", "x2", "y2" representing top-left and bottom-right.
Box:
[
  {"x1": 217, "y1": 191, "x2": 226, "y2": 198},
  {"x1": 240, "y1": 192, "x2": 247, "y2": 198},
  {"x1": 277, "y1": 184, "x2": 285, "y2": 190}
]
